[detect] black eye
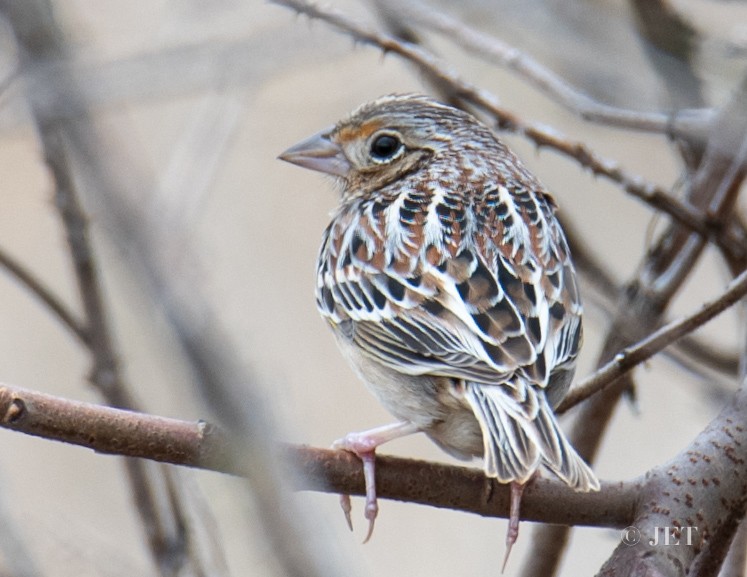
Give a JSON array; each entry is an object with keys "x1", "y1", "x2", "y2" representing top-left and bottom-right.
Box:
[{"x1": 369, "y1": 134, "x2": 403, "y2": 161}]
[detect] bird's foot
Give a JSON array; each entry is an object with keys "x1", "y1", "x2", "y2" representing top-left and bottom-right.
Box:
[
  {"x1": 333, "y1": 432, "x2": 381, "y2": 543},
  {"x1": 332, "y1": 422, "x2": 420, "y2": 542}
]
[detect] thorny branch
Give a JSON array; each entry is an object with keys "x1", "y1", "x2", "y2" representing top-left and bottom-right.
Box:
[
  {"x1": 373, "y1": 0, "x2": 713, "y2": 137},
  {"x1": 373, "y1": 2, "x2": 743, "y2": 403},
  {"x1": 522, "y1": 32, "x2": 747, "y2": 577},
  {"x1": 559, "y1": 267, "x2": 747, "y2": 412},
  {"x1": 271, "y1": 0, "x2": 747, "y2": 267}
]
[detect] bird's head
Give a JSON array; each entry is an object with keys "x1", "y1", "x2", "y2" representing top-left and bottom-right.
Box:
[{"x1": 279, "y1": 94, "x2": 495, "y2": 198}]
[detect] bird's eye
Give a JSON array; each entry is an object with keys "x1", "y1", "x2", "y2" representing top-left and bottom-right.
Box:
[{"x1": 369, "y1": 133, "x2": 403, "y2": 162}]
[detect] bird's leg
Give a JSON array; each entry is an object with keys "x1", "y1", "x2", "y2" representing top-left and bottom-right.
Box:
[
  {"x1": 502, "y1": 481, "x2": 525, "y2": 572},
  {"x1": 332, "y1": 421, "x2": 419, "y2": 542}
]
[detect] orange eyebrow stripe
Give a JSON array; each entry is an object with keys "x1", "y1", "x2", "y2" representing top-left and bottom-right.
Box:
[{"x1": 337, "y1": 120, "x2": 385, "y2": 143}]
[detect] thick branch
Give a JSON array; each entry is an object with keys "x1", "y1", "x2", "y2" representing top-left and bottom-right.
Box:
[{"x1": 599, "y1": 377, "x2": 747, "y2": 576}]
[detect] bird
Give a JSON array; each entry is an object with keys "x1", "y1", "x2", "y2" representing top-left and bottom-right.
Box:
[{"x1": 279, "y1": 93, "x2": 599, "y2": 564}]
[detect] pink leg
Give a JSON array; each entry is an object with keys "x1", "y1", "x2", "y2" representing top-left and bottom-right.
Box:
[
  {"x1": 502, "y1": 481, "x2": 525, "y2": 572},
  {"x1": 333, "y1": 421, "x2": 419, "y2": 542}
]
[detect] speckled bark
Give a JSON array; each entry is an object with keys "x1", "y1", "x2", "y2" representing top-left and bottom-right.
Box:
[{"x1": 598, "y1": 378, "x2": 747, "y2": 576}]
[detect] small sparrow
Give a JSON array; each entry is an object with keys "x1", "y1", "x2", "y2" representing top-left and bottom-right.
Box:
[{"x1": 280, "y1": 94, "x2": 599, "y2": 563}]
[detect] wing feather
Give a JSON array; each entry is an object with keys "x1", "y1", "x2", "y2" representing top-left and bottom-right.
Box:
[{"x1": 317, "y1": 184, "x2": 582, "y2": 389}]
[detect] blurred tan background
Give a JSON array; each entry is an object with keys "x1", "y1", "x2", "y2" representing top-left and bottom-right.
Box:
[{"x1": 0, "y1": 0, "x2": 745, "y2": 575}]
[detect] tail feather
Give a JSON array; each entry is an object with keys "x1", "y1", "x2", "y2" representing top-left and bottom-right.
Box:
[{"x1": 465, "y1": 380, "x2": 599, "y2": 491}]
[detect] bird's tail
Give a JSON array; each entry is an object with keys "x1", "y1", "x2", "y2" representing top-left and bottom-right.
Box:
[{"x1": 464, "y1": 380, "x2": 599, "y2": 491}]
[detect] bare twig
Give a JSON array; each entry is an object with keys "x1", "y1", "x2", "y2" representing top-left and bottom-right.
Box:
[
  {"x1": 559, "y1": 267, "x2": 747, "y2": 412},
  {"x1": 373, "y1": 0, "x2": 713, "y2": 138},
  {"x1": 0, "y1": 244, "x2": 88, "y2": 344},
  {"x1": 2, "y1": 367, "x2": 746, "y2": 571}
]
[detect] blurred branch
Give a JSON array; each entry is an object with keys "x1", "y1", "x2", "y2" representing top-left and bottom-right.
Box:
[
  {"x1": 47, "y1": 89, "x2": 220, "y2": 577},
  {"x1": 0, "y1": 2, "x2": 231, "y2": 576},
  {"x1": 630, "y1": 0, "x2": 704, "y2": 110},
  {"x1": 271, "y1": 0, "x2": 747, "y2": 269},
  {"x1": 0, "y1": 471, "x2": 42, "y2": 577},
  {"x1": 29, "y1": 12, "x2": 357, "y2": 575},
  {"x1": 559, "y1": 267, "x2": 747, "y2": 412},
  {"x1": 0, "y1": 27, "x2": 342, "y2": 133},
  {"x1": 0, "y1": 245, "x2": 88, "y2": 344},
  {"x1": 670, "y1": 335, "x2": 740, "y2": 378},
  {"x1": 373, "y1": 0, "x2": 712, "y2": 138}
]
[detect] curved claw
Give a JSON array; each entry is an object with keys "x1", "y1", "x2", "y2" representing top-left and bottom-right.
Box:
[
  {"x1": 362, "y1": 498, "x2": 378, "y2": 544},
  {"x1": 359, "y1": 449, "x2": 379, "y2": 543},
  {"x1": 340, "y1": 494, "x2": 353, "y2": 531},
  {"x1": 502, "y1": 482, "x2": 525, "y2": 573}
]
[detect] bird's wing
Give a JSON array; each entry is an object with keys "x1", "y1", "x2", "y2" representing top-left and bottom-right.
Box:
[{"x1": 316, "y1": 183, "x2": 581, "y2": 388}]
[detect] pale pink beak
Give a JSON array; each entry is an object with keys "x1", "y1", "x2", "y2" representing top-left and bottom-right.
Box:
[{"x1": 278, "y1": 126, "x2": 352, "y2": 178}]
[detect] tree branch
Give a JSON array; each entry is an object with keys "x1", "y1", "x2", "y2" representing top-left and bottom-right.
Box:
[
  {"x1": 0, "y1": 244, "x2": 88, "y2": 344},
  {"x1": 0, "y1": 382, "x2": 637, "y2": 529},
  {"x1": 373, "y1": 0, "x2": 712, "y2": 138},
  {"x1": 2, "y1": 367, "x2": 746, "y2": 577},
  {"x1": 559, "y1": 267, "x2": 747, "y2": 412},
  {"x1": 599, "y1": 376, "x2": 747, "y2": 576},
  {"x1": 0, "y1": 383, "x2": 233, "y2": 474}
]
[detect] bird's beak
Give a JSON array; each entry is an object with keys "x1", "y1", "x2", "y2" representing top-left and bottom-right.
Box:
[{"x1": 278, "y1": 126, "x2": 351, "y2": 178}]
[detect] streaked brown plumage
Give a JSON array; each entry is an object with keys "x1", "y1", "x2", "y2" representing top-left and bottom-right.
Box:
[{"x1": 280, "y1": 94, "x2": 598, "y2": 564}]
